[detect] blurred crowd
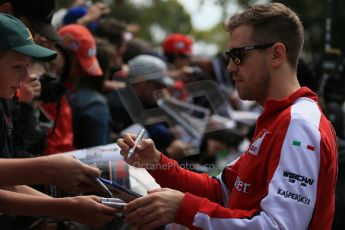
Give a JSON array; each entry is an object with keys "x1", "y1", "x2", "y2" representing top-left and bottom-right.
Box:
[
  {"x1": 0, "y1": 0, "x2": 344, "y2": 229},
  {"x1": 8, "y1": 0, "x2": 260, "y2": 175}
]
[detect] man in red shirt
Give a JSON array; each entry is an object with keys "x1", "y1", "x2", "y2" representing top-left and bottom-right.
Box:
[{"x1": 117, "y1": 3, "x2": 338, "y2": 230}]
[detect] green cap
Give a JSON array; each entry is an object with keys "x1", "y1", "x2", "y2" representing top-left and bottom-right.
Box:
[{"x1": 0, "y1": 14, "x2": 57, "y2": 61}]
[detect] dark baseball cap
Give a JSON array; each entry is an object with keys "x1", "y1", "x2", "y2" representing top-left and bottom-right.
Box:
[
  {"x1": 11, "y1": 0, "x2": 61, "y2": 41},
  {"x1": 0, "y1": 14, "x2": 57, "y2": 61}
]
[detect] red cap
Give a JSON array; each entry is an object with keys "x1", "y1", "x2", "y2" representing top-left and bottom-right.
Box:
[
  {"x1": 59, "y1": 24, "x2": 103, "y2": 77},
  {"x1": 162, "y1": 33, "x2": 193, "y2": 55}
]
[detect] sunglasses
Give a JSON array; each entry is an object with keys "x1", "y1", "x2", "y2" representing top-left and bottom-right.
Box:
[{"x1": 225, "y1": 43, "x2": 275, "y2": 65}]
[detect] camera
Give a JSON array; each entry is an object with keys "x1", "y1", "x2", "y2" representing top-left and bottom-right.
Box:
[{"x1": 37, "y1": 73, "x2": 66, "y2": 103}]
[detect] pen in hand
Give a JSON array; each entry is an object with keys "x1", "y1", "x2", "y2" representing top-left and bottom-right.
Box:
[
  {"x1": 127, "y1": 129, "x2": 145, "y2": 159},
  {"x1": 94, "y1": 177, "x2": 113, "y2": 197}
]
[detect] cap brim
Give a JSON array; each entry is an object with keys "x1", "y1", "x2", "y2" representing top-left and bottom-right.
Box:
[
  {"x1": 78, "y1": 56, "x2": 103, "y2": 77},
  {"x1": 129, "y1": 73, "x2": 174, "y2": 87},
  {"x1": 161, "y1": 76, "x2": 175, "y2": 86},
  {"x1": 12, "y1": 44, "x2": 57, "y2": 61},
  {"x1": 28, "y1": 17, "x2": 61, "y2": 42}
]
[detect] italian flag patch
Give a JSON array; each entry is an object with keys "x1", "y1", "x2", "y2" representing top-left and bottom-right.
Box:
[{"x1": 292, "y1": 140, "x2": 315, "y2": 151}]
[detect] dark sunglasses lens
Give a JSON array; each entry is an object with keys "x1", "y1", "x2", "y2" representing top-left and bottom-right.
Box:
[
  {"x1": 225, "y1": 51, "x2": 231, "y2": 63},
  {"x1": 230, "y1": 49, "x2": 242, "y2": 65}
]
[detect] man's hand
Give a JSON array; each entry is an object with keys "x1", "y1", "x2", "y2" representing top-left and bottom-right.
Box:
[
  {"x1": 117, "y1": 133, "x2": 162, "y2": 169},
  {"x1": 55, "y1": 195, "x2": 118, "y2": 226},
  {"x1": 77, "y1": 2, "x2": 110, "y2": 25},
  {"x1": 124, "y1": 188, "x2": 184, "y2": 230},
  {"x1": 43, "y1": 154, "x2": 101, "y2": 193},
  {"x1": 18, "y1": 74, "x2": 41, "y2": 104}
]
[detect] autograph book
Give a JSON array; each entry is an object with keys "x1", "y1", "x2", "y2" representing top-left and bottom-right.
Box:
[{"x1": 98, "y1": 178, "x2": 141, "y2": 202}]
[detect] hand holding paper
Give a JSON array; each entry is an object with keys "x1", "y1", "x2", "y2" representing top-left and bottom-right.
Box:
[
  {"x1": 125, "y1": 188, "x2": 184, "y2": 229},
  {"x1": 43, "y1": 154, "x2": 101, "y2": 193}
]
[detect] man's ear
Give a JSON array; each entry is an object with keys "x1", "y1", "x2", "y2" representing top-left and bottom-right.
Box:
[
  {"x1": 271, "y1": 43, "x2": 287, "y2": 68},
  {"x1": 0, "y1": 3, "x2": 13, "y2": 14}
]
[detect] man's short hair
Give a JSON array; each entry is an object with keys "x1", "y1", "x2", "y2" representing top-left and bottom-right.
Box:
[
  {"x1": 225, "y1": 3, "x2": 304, "y2": 69},
  {"x1": 93, "y1": 19, "x2": 127, "y2": 49}
]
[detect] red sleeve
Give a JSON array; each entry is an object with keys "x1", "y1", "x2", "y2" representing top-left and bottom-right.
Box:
[
  {"x1": 149, "y1": 154, "x2": 242, "y2": 205},
  {"x1": 175, "y1": 193, "x2": 259, "y2": 230}
]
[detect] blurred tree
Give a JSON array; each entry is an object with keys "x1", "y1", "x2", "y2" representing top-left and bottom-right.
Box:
[
  {"x1": 272, "y1": 0, "x2": 345, "y2": 64},
  {"x1": 192, "y1": 0, "x2": 237, "y2": 54},
  {"x1": 56, "y1": 0, "x2": 192, "y2": 46},
  {"x1": 56, "y1": 0, "x2": 74, "y2": 8},
  {"x1": 193, "y1": 22, "x2": 229, "y2": 55},
  {"x1": 107, "y1": 0, "x2": 192, "y2": 45},
  {"x1": 56, "y1": 0, "x2": 345, "y2": 60},
  {"x1": 272, "y1": 0, "x2": 325, "y2": 61}
]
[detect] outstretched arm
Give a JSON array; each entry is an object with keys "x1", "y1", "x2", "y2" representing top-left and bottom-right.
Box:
[
  {"x1": 0, "y1": 154, "x2": 101, "y2": 193},
  {"x1": 1, "y1": 185, "x2": 50, "y2": 197},
  {"x1": 0, "y1": 189, "x2": 117, "y2": 226}
]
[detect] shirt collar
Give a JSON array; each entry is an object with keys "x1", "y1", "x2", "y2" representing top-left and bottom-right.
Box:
[{"x1": 260, "y1": 87, "x2": 318, "y2": 118}]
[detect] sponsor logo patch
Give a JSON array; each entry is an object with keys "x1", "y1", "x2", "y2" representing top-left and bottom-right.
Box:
[
  {"x1": 234, "y1": 176, "x2": 251, "y2": 193},
  {"x1": 277, "y1": 188, "x2": 311, "y2": 205},
  {"x1": 283, "y1": 171, "x2": 314, "y2": 187},
  {"x1": 247, "y1": 129, "x2": 270, "y2": 156}
]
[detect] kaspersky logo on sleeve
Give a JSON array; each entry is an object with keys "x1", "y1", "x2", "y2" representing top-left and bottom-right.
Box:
[{"x1": 247, "y1": 129, "x2": 270, "y2": 156}]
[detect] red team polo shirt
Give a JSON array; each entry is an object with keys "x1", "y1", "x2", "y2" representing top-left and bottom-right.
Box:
[{"x1": 149, "y1": 87, "x2": 338, "y2": 230}]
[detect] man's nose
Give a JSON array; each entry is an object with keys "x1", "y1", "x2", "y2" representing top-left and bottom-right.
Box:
[{"x1": 227, "y1": 60, "x2": 239, "y2": 74}]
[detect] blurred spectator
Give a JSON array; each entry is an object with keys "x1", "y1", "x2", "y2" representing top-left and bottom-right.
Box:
[
  {"x1": 12, "y1": 61, "x2": 49, "y2": 158},
  {"x1": 123, "y1": 37, "x2": 153, "y2": 64},
  {"x1": 63, "y1": 5, "x2": 88, "y2": 25},
  {"x1": 94, "y1": 18, "x2": 128, "y2": 72},
  {"x1": 95, "y1": 38, "x2": 116, "y2": 81},
  {"x1": 109, "y1": 54, "x2": 176, "y2": 152},
  {"x1": 95, "y1": 37, "x2": 127, "y2": 91},
  {"x1": 128, "y1": 55, "x2": 175, "y2": 108},
  {"x1": 59, "y1": 24, "x2": 102, "y2": 88},
  {"x1": 62, "y1": 1, "x2": 110, "y2": 30},
  {"x1": 40, "y1": 44, "x2": 75, "y2": 155},
  {"x1": 163, "y1": 32, "x2": 193, "y2": 69},
  {"x1": 9, "y1": 0, "x2": 61, "y2": 47},
  {"x1": 0, "y1": 13, "x2": 116, "y2": 229},
  {"x1": 59, "y1": 24, "x2": 111, "y2": 149},
  {"x1": 2, "y1": 0, "x2": 62, "y2": 159}
]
